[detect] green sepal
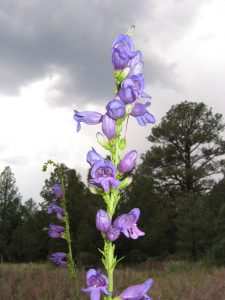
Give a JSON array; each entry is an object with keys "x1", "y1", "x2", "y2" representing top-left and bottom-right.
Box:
[
  {"x1": 119, "y1": 177, "x2": 133, "y2": 189},
  {"x1": 119, "y1": 138, "x2": 126, "y2": 150},
  {"x1": 98, "y1": 248, "x2": 104, "y2": 255},
  {"x1": 102, "y1": 257, "x2": 106, "y2": 268},
  {"x1": 125, "y1": 103, "x2": 133, "y2": 115},
  {"x1": 114, "y1": 67, "x2": 130, "y2": 82},
  {"x1": 126, "y1": 25, "x2": 135, "y2": 36},
  {"x1": 113, "y1": 297, "x2": 121, "y2": 300},
  {"x1": 96, "y1": 132, "x2": 111, "y2": 150},
  {"x1": 62, "y1": 232, "x2": 69, "y2": 240},
  {"x1": 88, "y1": 184, "x2": 104, "y2": 195}
]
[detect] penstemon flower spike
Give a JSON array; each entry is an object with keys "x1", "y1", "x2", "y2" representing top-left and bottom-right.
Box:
[
  {"x1": 43, "y1": 160, "x2": 80, "y2": 300},
  {"x1": 44, "y1": 26, "x2": 155, "y2": 300},
  {"x1": 74, "y1": 26, "x2": 154, "y2": 299}
]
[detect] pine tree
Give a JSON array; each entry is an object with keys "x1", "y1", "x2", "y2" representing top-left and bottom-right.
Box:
[
  {"x1": 0, "y1": 166, "x2": 22, "y2": 261},
  {"x1": 138, "y1": 101, "x2": 225, "y2": 260}
]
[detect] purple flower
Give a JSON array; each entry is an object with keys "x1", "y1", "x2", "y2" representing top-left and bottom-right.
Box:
[
  {"x1": 81, "y1": 269, "x2": 110, "y2": 299},
  {"x1": 118, "y1": 78, "x2": 139, "y2": 104},
  {"x1": 102, "y1": 114, "x2": 116, "y2": 140},
  {"x1": 118, "y1": 150, "x2": 138, "y2": 174},
  {"x1": 87, "y1": 148, "x2": 103, "y2": 166},
  {"x1": 106, "y1": 98, "x2": 126, "y2": 120},
  {"x1": 131, "y1": 102, "x2": 156, "y2": 126},
  {"x1": 96, "y1": 209, "x2": 111, "y2": 234},
  {"x1": 129, "y1": 51, "x2": 143, "y2": 76},
  {"x1": 106, "y1": 227, "x2": 121, "y2": 242},
  {"x1": 53, "y1": 184, "x2": 63, "y2": 199},
  {"x1": 73, "y1": 110, "x2": 103, "y2": 132},
  {"x1": 119, "y1": 75, "x2": 150, "y2": 104},
  {"x1": 48, "y1": 203, "x2": 64, "y2": 221},
  {"x1": 48, "y1": 223, "x2": 65, "y2": 239},
  {"x1": 113, "y1": 208, "x2": 145, "y2": 240},
  {"x1": 131, "y1": 74, "x2": 151, "y2": 99},
  {"x1": 50, "y1": 252, "x2": 67, "y2": 267},
  {"x1": 90, "y1": 159, "x2": 120, "y2": 192},
  {"x1": 112, "y1": 34, "x2": 137, "y2": 70},
  {"x1": 119, "y1": 278, "x2": 153, "y2": 300}
]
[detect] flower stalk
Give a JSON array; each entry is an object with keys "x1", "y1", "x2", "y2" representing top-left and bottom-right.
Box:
[
  {"x1": 44, "y1": 26, "x2": 155, "y2": 300},
  {"x1": 43, "y1": 160, "x2": 80, "y2": 300}
]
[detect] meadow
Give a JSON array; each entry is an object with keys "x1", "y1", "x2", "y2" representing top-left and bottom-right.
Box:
[{"x1": 0, "y1": 260, "x2": 225, "y2": 300}]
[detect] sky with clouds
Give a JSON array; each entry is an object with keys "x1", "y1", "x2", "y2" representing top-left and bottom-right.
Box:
[{"x1": 0, "y1": 0, "x2": 225, "y2": 202}]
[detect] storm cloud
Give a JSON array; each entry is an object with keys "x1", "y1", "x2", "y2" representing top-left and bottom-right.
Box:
[{"x1": 0, "y1": 0, "x2": 206, "y2": 107}]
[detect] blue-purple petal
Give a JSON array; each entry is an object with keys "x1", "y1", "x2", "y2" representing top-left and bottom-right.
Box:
[
  {"x1": 102, "y1": 114, "x2": 116, "y2": 140},
  {"x1": 87, "y1": 148, "x2": 103, "y2": 166}
]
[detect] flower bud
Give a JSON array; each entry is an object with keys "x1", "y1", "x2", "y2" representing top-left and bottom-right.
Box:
[
  {"x1": 87, "y1": 148, "x2": 103, "y2": 166},
  {"x1": 53, "y1": 184, "x2": 63, "y2": 199},
  {"x1": 106, "y1": 227, "x2": 120, "y2": 241},
  {"x1": 96, "y1": 132, "x2": 110, "y2": 149},
  {"x1": 102, "y1": 114, "x2": 116, "y2": 140},
  {"x1": 106, "y1": 99, "x2": 126, "y2": 120},
  {"x1": 118, "y1": 150, "x2": 138, "y2": 174},
  {"x1": 96, "y1": 209, "x2": 111, "y2": 233}
]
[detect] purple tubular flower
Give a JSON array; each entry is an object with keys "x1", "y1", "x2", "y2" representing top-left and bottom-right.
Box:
[
  {"x1": 120, "y1": 278, "x2": 153, "y2": 300},
  {"x1": 118, "y1": 150, "x2": 138, "y2": 174},
  {"x1": 131, "y1": 74, "x2": 151, "y2": 99},
  {"x1": 48, "y1": 203, "x2": 65, "y2": 221},
  {"x1": 106, "y1": 98, "x2": 126, "y2": 120},
  {"x1": 48, "y1": 223, "x2": 65, "y2": 239},
  {"x1": 87, "y1": 148, "x2": 103, "y2": 166},
  {"x1": 112, "y1": 34, "x2": 138, "y2": 70},
  {"x1": 118, "y1": 78, "x2": 139, "y2": 104},
  {"x1": 96, "y1": 209, "x2": 111, "y2": 234},
  {"x1": 113, "y1": 208, "x2": 145, "y2": 240},
  {"x1": 50, "y1": 252, "x2": 67, "y2": 267},
  {"x1": 119, "y1": 74, "x2": 151, "y2": 104},
  {"x1": 106, "y1": 227, "x2": 121, "y2": 242},
  {"x1": 131, "y1": 102, "x2": 156, "y2": 126},
  {"x1": 90, "y1": 159, "x2": 120, "y2": 192},
  {"x1": 129, "y1": 51, "x2": 143, "y2": 76},
  {"x1": 53, "y1": 184, "x2": 63, "y2": 199},
  {"x1": 73, "y1": 110, "x2": 103, "y2": 132},
  {"x1": 81, "y1": 269, "x2": 110, "y2": 299},
  {"x1": 102, "y1": 114, "x2": 116, "y2": 140}
]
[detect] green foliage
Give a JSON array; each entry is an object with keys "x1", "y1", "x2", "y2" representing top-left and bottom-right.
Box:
[
  {"x1": 206, "y1": 178, "x2": 225, "y2": 264},
  {"x1": 1, "y1": 101, "x2": 225, "y2": 265},
  {"x1": 41, "y1": 163, "x2": 102, "y2": 263},
  {"x1": 137, "y1": 101, "x2": 225, "y2": 262},
  {"x1": 140, "y1": 101, "x2": 225, "y2": 193},
  {"x1": 0, "y1": 166, "x2": 23, "y2": 261},
  {"x1": 117, "y1": 174, "x2": 176, "y2": 260}
]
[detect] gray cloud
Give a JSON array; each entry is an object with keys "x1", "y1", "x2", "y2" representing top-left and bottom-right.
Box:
[{"x1": 0, "y1": 0, "x2": 205, "y2": 106}]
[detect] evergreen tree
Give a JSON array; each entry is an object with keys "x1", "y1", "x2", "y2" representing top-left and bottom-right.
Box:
[
  {"x1": 0, "y1": 166, "x2": 23, "y2": 261},
  {"x1": 7, "y1": 200, "x2": 49, "y2": 262},
  {"x1": 117, "y1": 174, "x2": 176, "y2": 261},
  {"x1": 41, "y1": 164, "x2": 101, "y2": 265},
  {"x1": 138, "y1": 101, "x2": 225, "y2": 260},
  {"x1": 207, "y1": 176, "x2": 225, "y2": 264},
  {"x1": 140, "y1": 101, "x2": 225, "y2": 193}
]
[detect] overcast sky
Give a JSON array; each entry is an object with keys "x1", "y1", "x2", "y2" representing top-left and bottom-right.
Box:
[{"x1": 1, "y1": 0, "x2": 225, "y2": 203}]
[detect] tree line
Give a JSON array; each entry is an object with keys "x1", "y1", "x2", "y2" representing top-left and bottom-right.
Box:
[{"x1": 0, "y1": 101, "x2": 225, "y2": 265}]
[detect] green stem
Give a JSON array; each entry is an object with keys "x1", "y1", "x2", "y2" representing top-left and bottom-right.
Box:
[
  {"x1": 60, "y1": 173, "x2": 80, "y2": 300},
  {"x1": 103, "y1": 131, "x2": 124, "y2": 299}
]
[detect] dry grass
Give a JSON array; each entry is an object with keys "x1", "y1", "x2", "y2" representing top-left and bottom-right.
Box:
[{"x1": 0, "y1": 261, "x2": 225, "y2": 299}]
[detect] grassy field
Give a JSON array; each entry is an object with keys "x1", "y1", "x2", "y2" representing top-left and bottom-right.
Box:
[{"x1": 0, "y1": 261, "x2": 225, "y2": 299}]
